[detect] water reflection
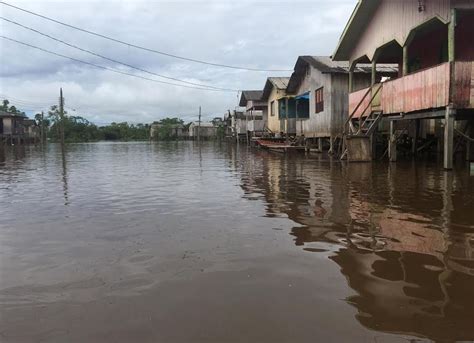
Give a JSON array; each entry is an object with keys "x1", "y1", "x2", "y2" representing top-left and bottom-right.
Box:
[
  {"x1": 236, "y1": 150, "x2": 474, "y2": 342},
  {"x1": 61, "y1": 146, "x2": 69, "y2": 206}
]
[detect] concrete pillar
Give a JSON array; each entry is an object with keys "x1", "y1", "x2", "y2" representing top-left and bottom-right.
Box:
[
  {"x1": 444, "y1": 106, "x2": 455, "y2": 170},
  {"x1": 389, "y1": 120, "x2": 397, "y2": 162}
]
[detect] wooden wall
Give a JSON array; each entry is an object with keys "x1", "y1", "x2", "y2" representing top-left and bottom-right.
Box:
[
  {"x1": 350, "y1": 0, "x2": 453, "y2": 63},
  {"x1": 453, "y1": 61, "x2": 474, "y2": 108},
  {"x1": 294, "y1": 67, "x2": 333, "y2": 137},
  {"x1": 266, "y1": 87, "x2": 286, "y2": 133},
  {"x1": 349, "y1": 61, "x2": 474, "y2": 115},
  {"x1": 382, "y1": 62, "x2": 450, "y2": 114}
]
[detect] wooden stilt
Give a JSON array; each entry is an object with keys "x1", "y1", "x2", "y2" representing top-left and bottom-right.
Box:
[
  {"x1": 467, "y1": 121, "x2": 473, "y2": 161},
  {"x1": 329, "y1": 136, "x2": 334, "y2": 155},
  {"x1": 412, "y1": 119, "x2": 420, "y2": 156},
  {"x1": 389, "y1": 120, "x2": 397, "y2": 162},
  {"x1": 444, "y1": 107, "x2": 454, "y2": 170},
  {"x1": 318, "y1": 137, "x2": 322, "y2": 153}
]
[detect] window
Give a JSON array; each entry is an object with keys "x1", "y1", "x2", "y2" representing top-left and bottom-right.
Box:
[
  {"x1": 315, "y1": 87, "x2": 324, "y2": 113},
  {"x1": 270, "y1": 101, "x2": 275, "y2": 116}
]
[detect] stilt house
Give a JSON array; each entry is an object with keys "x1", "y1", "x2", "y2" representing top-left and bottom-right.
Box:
[
  {"x1": 239, "y1": 91, "x2": 267, "y2": 137},
  {"x1": 333, "y1": 0, "x2": 474, "y2": 167},
  {"x1": 261, "y1": 77, "x2": 291, "y2": 135},
  {"x1": 286, "y1": 56, "x2": 396, "y2": 152}
]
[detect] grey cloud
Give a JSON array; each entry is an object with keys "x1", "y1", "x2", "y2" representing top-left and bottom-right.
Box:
[{"x1": 0, "y1": 0, "x2": 355, "y2": 123}]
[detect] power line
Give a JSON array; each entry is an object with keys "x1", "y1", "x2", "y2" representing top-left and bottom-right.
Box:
[
  {"x1": 0, "y1": 1, "x2": 292, "y2": 72},
  {"x1": 0, "y1": 94, "x2": 55, "y2": 106},
  {"x1": 0, "y1": 17, "x2": 239, "y2": 92},
  {"x1": 1, "y1": 36, "x2": 237, "y2": 92}
]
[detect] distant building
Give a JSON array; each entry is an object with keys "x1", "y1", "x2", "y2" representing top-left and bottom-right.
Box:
[
  {"x1": 188, "y1": 121, "x2": 217, "y2": 139},
  {"x1": 150, "y1": 122, "x2": 186, "y2": 140},
  {"x1": 239, "y1": 90, "x2": 267, "y2": 137},
  {"x1": 261, "y1": 77, "x2": 291, "y2": 134},
  {"x1": 0, "y1": 110, "x2": 38, "y2": 144},
  {"x1": 22, "y1": 119, "x2": 40, "y2": 142}
]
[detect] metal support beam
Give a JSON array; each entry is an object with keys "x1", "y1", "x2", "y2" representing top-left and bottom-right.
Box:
[
  {"x1": 389, "y1": 120, "x2": 397, "y2": 162},
  {"x1": 444, "y1": 106, "x2": 455, "y2": 170}
]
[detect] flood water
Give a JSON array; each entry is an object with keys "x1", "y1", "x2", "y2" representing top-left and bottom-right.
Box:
[{"x1": 0, "y1": 142, "x2": 473, "y2": 343}]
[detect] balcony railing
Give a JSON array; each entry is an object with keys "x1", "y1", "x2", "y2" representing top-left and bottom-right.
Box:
[{"x1": 348, "y1": 61, "x2": 474, "y2": 117}]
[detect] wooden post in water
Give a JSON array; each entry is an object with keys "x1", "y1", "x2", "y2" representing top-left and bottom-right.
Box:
[
  {"x1": 40, "y1": 111, "x2": 44, "y2": 148},
  {"x1": 444, "y1": 106, "x2": 455, "y2": 170},
  {"x1": 59, "y1": 88, "x2": 65, "y2": 147},
  {"x1": 198, "y1": 106, "x2": 201, "y2": 143},
  {"x1": 467, "y1": 121, "x2": 472, "y2": 161},
  {"x1": 412, "y1": 119, "x2": 420, "y2": 157},
  {"x1": 389, "y1": 120, "x2": 397, "y2": 162}
]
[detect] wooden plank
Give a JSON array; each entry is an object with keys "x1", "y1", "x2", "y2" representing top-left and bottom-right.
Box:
[
  {"x1": 349, "y1": 87, "x2": 371, "y2": 119},
  {"x1": 471, "y1": 63, "x2": 474, "y2": 108},
  {"x1": 381, "y1": 63, "x2": 451, "y2": 114}
]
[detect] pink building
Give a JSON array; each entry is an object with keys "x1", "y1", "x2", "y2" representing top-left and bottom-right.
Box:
[{"x1": 333, "y1": 0, "x2": 474, "y2": 168}]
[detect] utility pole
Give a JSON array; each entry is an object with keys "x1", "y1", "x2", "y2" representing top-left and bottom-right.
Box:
[
  {"x1": 198, "y1": 106, "x2": 201, "y2": 143},
  {"x1": 59, "y1": 88, "x2": 65, "y2": 147}
]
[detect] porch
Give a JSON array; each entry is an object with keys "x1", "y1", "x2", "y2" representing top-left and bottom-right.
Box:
[
  {"x1": 349, "y1": 61, "x2": 474, "y2": 117},
  {"x1": 345, "y1": 8, "x2": 474, "y2": 168}
]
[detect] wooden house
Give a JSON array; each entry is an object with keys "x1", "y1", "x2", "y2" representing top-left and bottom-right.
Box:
[
  {"x1": 188, "y1": 122, "x2": 217, "y2": 140},
  {"x1": 0, "y1": 110, "x2": 26, "y2": 144},
  {"x1": 261, "y1": 77, "x2": 290, "y2": 135},
  {"x1": 150, "y1": 122, "x2": 186, "y2": 140},
  {"x1": 333, "y1": 0, "x2": 474, "y2": 168},
  {"x1": 239, "y1": 91, "x2": 267, "y2": 138},
  {"x1": 22, "y1": 119, "x2": 39, "y2": 143},
  {"x1": 286, "y1": 56, "x2": 396, "y2": 152}
]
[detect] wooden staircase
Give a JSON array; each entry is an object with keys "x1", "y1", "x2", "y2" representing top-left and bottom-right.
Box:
[{"x1": 340, "y1": 84, "x2": 384, "y2": 160}]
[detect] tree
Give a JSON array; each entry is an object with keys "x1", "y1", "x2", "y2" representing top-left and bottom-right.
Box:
[
  {"x1": 154, "y1": 117, "x2": 184, "y2": 141},
  {"x1": 1, "y1": 99, "x2": 9, "y2": 112}
]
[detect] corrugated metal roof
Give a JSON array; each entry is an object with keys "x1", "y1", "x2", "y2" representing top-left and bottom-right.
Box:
[
  {"x1": 190, "y1": 121, "x2": 215, "y2": 128},
  {"x1": 301, "y1": 56, "x2": 352, "y2": 73},
  {"x1": 239, "y1": 90, "x2": 264, "y2": 106},
  {"x1": 262, "y1": 77, "x2": 291, "y2": 100},
  {"x1": 268, "y1": 77, "x2": 290, "y2": 89},
  {"x1": 287, "y1": 55, "x2": 397, "y2": 93},
  {"x1": 0, "y1": 110, "x2": 25, "y2": 118}
]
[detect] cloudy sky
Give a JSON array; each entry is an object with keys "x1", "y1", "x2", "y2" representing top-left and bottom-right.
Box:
[{"x1": 0, "y1": 0, "x2": 355, "y2": 124}]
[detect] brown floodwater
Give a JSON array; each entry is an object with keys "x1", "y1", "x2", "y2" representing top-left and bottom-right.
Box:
[{"x1": 0, "y1": 142, "x2": 473, "y2": 343}]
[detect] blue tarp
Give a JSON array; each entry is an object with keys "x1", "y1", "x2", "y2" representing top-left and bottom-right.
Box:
[{"x1": 295, "y1": 92, "x2": 310, "y2": 100}]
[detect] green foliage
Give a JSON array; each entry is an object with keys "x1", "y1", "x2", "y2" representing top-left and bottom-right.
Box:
[
  {"x1": 153, "y1": 117, "x2": 184, "y2": 141},
  {"x1": 100, "y1": 122, "x2": 149, "y2": 141},
  {"x1": 34, "y1": 112, "x2": 50, "y2": 128},
  {"x1": 1, "y1": 99, "x2": 26, "y2": 116}
]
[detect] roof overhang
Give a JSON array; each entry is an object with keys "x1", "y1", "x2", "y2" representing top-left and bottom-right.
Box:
[{"x1": 332, "y1": 0, "x2": 381, "y2": 61}]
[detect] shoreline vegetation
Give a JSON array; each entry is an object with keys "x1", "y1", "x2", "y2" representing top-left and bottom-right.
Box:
[{"x1": 2, "y1": 99, "x2": 217, "y2": 143}]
